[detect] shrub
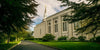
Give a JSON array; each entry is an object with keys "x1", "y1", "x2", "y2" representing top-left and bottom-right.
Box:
[
  {"x1": 58, "y1": 36, "x2": 67, "y2": 41},
  {"x1": 78, "y1": 36, "x2": 86, "y2": 41},
  {"x1": 0, "y1": 33, "x2": 6, "y2": 43},
  {"x1": 70, "y1": 37, "x2": 77, "y2": 41},
  {"x1": 95, "y1": 36, "x2": 100, "y2": 42},
  {"x1": 25, "y1": 36, "x2": 34, "y2": 40},
  {"x1": 0, "y1": 37, "x2": 5, "y2": 43},
  {"x1": 89, "y1": 38, "x2": 95, "y2": 42},
  {"x1": 42, "y1": 34, "x2": 55, "y2": 42},
  {"x1": 34, "y1": 38, "x2": 42, "y2": 40}
]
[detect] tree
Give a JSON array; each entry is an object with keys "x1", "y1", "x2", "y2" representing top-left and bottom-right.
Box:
[
  {"x1": 0, "y1": 0, "x2": 38, "y2": 44},
  {"x1": 31, "y1": 31, "x2": 34, "y2": 35},
  {"x1": 58, "y1": 0, "x2": 100, "y2": 39},
  {"x1": 0, "y1": 32, "x2": 7, "y2": 43}
]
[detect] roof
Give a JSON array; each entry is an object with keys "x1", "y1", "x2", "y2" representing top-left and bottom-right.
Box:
[
  {"x1": 35, "y1": 8, "x2": 71, "y2": 27},
  {"x1": 45, "y1": 8, "x2": 70, "y2": 19}
]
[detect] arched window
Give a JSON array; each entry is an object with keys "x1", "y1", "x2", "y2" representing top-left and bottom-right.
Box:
[
  {"x1": 48, "y1": 23, "x2": 51, "y2": 33},
  {"x1": 54, "y1": 20, "x2": 58, "y2": 32},
  {"x1": 48, "y1": 20, "x2": 51, "y2": 33},
  {"x1": 63, "y1": 22, "x2": 67, "y2": 31}
]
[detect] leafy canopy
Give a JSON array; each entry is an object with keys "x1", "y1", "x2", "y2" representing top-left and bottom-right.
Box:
[
  {"x1": 58, "y1": 0, "x2": 100, "y2": 34},
  {"x1": 0, "y1": 0, "x2": 38, "y2": 34}
]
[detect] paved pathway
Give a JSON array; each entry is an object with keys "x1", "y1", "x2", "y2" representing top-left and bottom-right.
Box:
[{"x1": 11, "y1": 41, "x2": 57, "y2": 50}]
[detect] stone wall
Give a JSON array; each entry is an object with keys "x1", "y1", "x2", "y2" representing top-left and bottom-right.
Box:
[{"x1": 34, "y1": 8, "x2": 100, "y2": 40}]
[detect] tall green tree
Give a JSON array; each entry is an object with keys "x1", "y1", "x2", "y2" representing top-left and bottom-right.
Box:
[
  {"x1": 58, "y1": 0, "x2": 100, "y2": 39},
  {"x1": 0, "y1": 0, "x2": 38, "y2": 43}
]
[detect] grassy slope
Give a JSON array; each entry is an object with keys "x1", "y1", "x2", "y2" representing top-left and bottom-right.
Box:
[
  {"x1": 31, "y1": 40, "x2": 100, "y2": 50},
  {"x1": 0, "y1": 41, "x2": 20, "y2": 50}
]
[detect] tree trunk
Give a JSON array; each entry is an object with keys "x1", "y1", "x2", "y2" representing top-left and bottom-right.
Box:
[
  {"x1": 16, "y1": 34, "x2": 19, "y2": 41},
  {"x1": 93, "y1": 33, "x2": 96, "y2": 40},
  {"x1": 93, "y1": 30, "x2": 97, "y2": 40},
  {"x1": 16, "y1": 36, "x2": 18, "y2": 41},
  {"x1": 7, "y1": 34, "x2": 10, "y2": 44}
]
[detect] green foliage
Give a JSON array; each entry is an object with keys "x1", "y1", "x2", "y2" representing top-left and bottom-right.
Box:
[
  {"x1": 42, "y1": 34, "x2": 55, "y2": 42},
  {"x1": 34, "y1": 38, "x2": 42, "y2": 40},
  {"x1": 58, "y1": 36, "x2": 67, "y2": 41},
  {"x1": 89, "y1": 38, "x2": 95, "y2": 42},
  {"x1": 31, "y1": 40, "x2": 100, "y2": 50},
  {"x1": 0, "y1": 37, "x2": 5, "y2": 43},
  {"x1": 0, "y1": 41, "x2": 20, "y2": 50},
  {"x1": 58, "y1": 0, "x2": 100, "y2": 38},
  {"x1": 78, "y1": 36, "x2": 86, "y2": 41},
  {"x1": 0, "y1": 0, "x2": 38, "y2": 33},
  {"x1": 25, "y1": 36, "x2": 34, "y2": 40},
  {"x1": 0, "y1": 33, "x2": 7, "y2": 43},
  {"x1": 10, "y1": 36, "x2": 16, "y2": 42},
  {"x1": 95, "y1": 36, "x2": 100, "y2": 42},
  {"x1": 0, "y1": 0, "x2": 38, "y2": 43},
  {"x1": 70, "y1": 37, "x2": 77, "y2": 41}
]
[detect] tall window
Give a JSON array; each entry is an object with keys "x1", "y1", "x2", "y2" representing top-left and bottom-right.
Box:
[
  {"x1": 48, "y1": 22, "x2": 51, "y2": 33},
  {"x1": 63, "y1": 22, "x2": 67, "y2": 31},
  {"x1": 55, "y1": 20, "x2": 58, "y2": 32}
]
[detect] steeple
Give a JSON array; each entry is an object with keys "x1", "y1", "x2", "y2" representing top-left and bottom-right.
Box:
[{"x1": 43, "y1": 5, "x2": 47, "y2": 21}]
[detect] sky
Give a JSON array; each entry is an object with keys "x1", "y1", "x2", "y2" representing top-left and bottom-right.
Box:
[
  {"x1": 29, "y1": 0, "x2": 67, "y2": 31},
  {"x1": 29, "y1": 0, "x2": 88, "y2": 31}
]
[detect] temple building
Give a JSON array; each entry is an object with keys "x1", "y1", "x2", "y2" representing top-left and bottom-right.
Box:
[{"x1": 34, "y1": 8, "x2": 100, "y2": 40}]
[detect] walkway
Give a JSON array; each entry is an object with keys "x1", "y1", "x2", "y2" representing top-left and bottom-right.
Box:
[{"x1": 11, "y1": 41, "x2": 57, "y2": 50}]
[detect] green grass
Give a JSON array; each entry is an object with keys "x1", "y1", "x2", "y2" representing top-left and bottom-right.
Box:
[
  {"x1": 30, "y1": 40, "x2": 100, "y2": 50},
  {"x1": 0, "y1": 41, "x2": 20, "y2": 50}
]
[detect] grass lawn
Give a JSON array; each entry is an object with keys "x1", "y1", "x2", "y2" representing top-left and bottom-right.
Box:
[
  {"x1": 30, "y1": 40, "x2": 100, "y2": 50},
  {"x1": 0, "y1": 41, "x2": 20, "y2": 50}
]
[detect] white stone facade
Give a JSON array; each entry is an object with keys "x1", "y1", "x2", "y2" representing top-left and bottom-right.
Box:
[{"x1": 34, "y1": 8, "x2": 100, "y2": 40}]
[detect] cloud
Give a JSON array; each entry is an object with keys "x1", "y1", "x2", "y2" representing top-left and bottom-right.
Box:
[
  {"x1": 28, "y1": 0, "x2": 90, "y2": 31},
  {"x1": 33, "y1": 16, "x2": 42, "y2": 24},
  {"x1": 29, "y1": 0, "x2": 67, "y2": 31},
  {"x1": 35, "y1": 0, "x2": 67, "y2": 17},
  {"x1": 30, "y1": 0, "x2": 89, "y2": 31}
]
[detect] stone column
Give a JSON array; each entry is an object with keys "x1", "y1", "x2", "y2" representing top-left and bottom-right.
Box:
[
  {"x1": 51, "y1": 19, "x2": 54, "y2": 35},
  {"x1": 58, "y1": 16, "x2": 62, "y2": 37}
]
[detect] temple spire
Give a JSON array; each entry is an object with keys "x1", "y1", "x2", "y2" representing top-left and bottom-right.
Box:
[{"x1": 43, "y1": 5, "x2": 47, "y2": 21}]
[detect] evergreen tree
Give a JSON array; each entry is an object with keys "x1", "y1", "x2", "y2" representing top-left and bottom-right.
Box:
[
  {"x1": 0, "y1": 0, "x2": 38, "y2": 43},
  {"x1": 58, "y1": 0, "x2": 100, "y2": 39}
]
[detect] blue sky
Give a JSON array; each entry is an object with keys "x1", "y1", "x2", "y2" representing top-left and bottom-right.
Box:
[
  {"x1": 29, "y1": 0, "x2": 88, "y2": 31},
  {"x1": 29, "y1": 0, "x2": 67, "y2": 31}
]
